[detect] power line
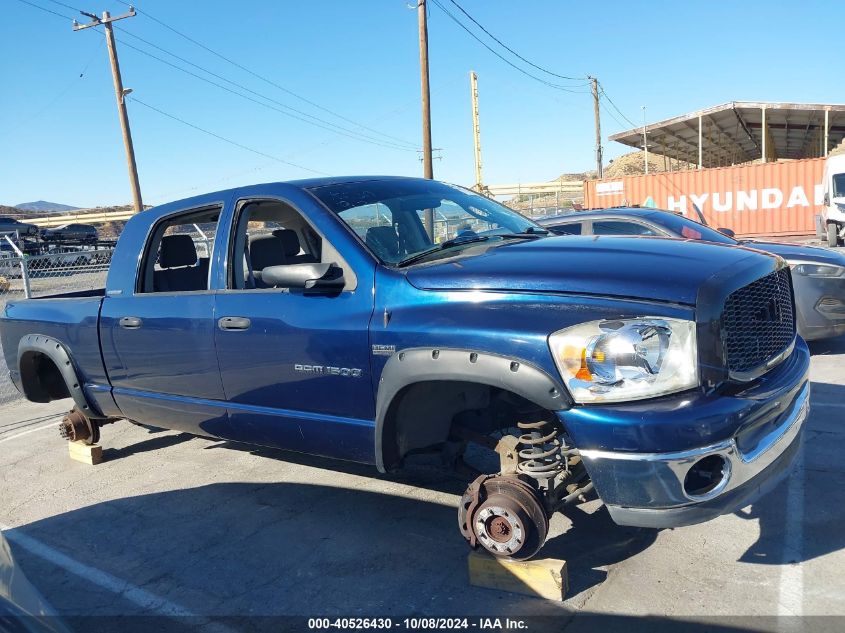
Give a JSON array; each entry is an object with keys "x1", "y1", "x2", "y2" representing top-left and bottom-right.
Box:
[
  {"x1": 19, "y1": 2, "x2": 330, "y2": 178},
  {"x1": 43, "y1": 0, "x2": 420, "y2": 152},
  {"x1": 42, "y1": 0, "x2": 77, "y2": 11},
  {"x1": 111, "y1": 0, "x2": 419, "y2": 149},
  {"x1": 23, "y1": 0, "x2": 628, "y2": 174},
  {"x1": 14, "y1": 0, "x2": 73, "y2": 21},
  {"x1": 129, "y1": 97, "x2": 330, "y2": 176},
  {"x1": 112, "y1": 26, "x2": 419, "y2": 151},
  {"x1": 597, "y1": 82, "x2": 638, "y2": 128},
  {"x1": 9, "y1": 34, "x2": 103, "y2": 128},
  {"x1": 429, "y1": 0, "x2": 588, "y2": 94},
  {"x1": 104, "y1": 35, "x2": 419, "y2": 153},
  {"x1": 444, "y1": 0, "x2": 587, "y2": 83},
  {"x1": 599, "y1": 99, "x2": 628, "y2": 130}
]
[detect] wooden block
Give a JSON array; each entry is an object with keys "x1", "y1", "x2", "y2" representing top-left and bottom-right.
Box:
[
  {"x1": 468, "y1": 550, "x2": 568, "y2": 601},
  {"x1": 68, "y1": 441, "x2": 103, "y2": 466}
]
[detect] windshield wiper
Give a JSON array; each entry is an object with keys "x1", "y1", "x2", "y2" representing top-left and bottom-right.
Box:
[
  {"x1": 396, "y1": 235, "x2": 492, "y2": 267},
  {"x1": 501, "y1": 227, "x2": 549, "y2": 238},
  {"x1": 395, "y1": 228, "x2": 548, "y2": 267}
]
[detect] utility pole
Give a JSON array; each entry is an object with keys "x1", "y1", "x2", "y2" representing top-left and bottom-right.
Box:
[
  {"x1": 73, "y1": 8, "x2": 143, "y2": 213},
  {"x1": 641, "y1": 105, "x2": 648, "y2": 175},
  {"x1": 469, "y1": 71, "x2": 483, "y2": 191},
  {"x1": 589, "y1": 77, "x2": 602, "y2": 179},
  {"x1": 417, "y1": 0, "x2": 434, "y2": 237}
]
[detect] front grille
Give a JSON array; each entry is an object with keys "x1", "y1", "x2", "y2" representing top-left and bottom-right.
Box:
[{"x1": 722, "y1": 268, "x2": 795, "y2": 375}]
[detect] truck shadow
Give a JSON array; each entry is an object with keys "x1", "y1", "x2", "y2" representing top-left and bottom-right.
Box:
[
  {"x1": 8, "y1": 481, "x2": 575, "y2": 621},
  {"x1": 735, "y1": 380, "x2": 845, "y2": 565},
  {"x1": 7, "y1": 461, "x2": 656, "y2": 624},
  {"x1": 206, "y1": 440, "x2": 657, "y2": 597},
  {"x1": 543, "y1": 505, "x2": 658, "y2": 597},
  {"x1": 102, "y1": 431, "x2": 196, "y2": 460}
]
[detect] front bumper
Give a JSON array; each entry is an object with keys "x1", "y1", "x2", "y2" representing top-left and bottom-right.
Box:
[{"x1": 562, "y1": 340, "x2": 810, "y2": 529}]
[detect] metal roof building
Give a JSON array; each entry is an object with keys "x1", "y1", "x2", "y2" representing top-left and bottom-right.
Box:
[{"x1": 609, "y1": 101, "x2": 845, "y2": 169}]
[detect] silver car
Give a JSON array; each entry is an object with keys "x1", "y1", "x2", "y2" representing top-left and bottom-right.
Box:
[{"x1": 538, "y1": 207, "x2": 845, "y2": 340}]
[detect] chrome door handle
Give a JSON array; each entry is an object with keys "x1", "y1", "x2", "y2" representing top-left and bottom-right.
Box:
[
  {"x1": 218, "y1": 316, "x2": 251, "y2": 331},
  {"x1": 119, "y1": 316, "x2": 142, "y2": 329}
]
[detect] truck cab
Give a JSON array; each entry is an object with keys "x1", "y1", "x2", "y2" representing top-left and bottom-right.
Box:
[
  {"x1": 0, "y1": 177, "x2": 811, "y2": 561},
  {"x1": 821, "y1": 153, "x2": 845, "y2": 247}
]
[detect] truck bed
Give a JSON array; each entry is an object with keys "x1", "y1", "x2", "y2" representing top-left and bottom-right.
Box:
[
  {"x1": 22, "y1": 288, "x2": 106, "y2": 300},
  {"x1": 0, "y1": 293, "x2": 108, "y2": 404}
]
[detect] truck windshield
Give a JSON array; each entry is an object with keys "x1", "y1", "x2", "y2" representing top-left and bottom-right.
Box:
[
  {"x1": 308, "y1": 179, "x2": 542, "y2": 265},
  {"x1": 832, "y1": 173, "x2": 845, "y2": 199}
]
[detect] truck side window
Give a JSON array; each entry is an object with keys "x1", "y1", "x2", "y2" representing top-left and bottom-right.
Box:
[
  {"x1": 228, "y1": 198, "x2": 356, "y2": 291},
  {"x1": 592, "y1": 220, "x2": 657, "y2": 236},
  {"x1": 138, "y1": 207, "x2": 221, "y2": 294},
  {"x1": 551, "y1": 222, "x2": 582, "y2": 235}
]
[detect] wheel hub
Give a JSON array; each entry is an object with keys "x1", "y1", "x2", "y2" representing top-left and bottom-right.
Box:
[
  {"x1": 459, "y1": 475, "x2": 549, "y2": 561},
  {"x1": 58, "y1": 408, "x2": 99, "y2": 445},
  {"x1": 475, "y1": 503, "x2": 524, "y2": 553},
  {"x1": 487, "y1": 515, "x2": 512, "y2": 542}
]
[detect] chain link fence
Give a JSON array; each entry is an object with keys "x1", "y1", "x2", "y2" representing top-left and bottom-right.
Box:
[
  {"x1": 0, "y1": 232, "x2": 213, "y2": 406},
  {"x1": 0, "y1": 247, "x2": 114, "y2": 405}
]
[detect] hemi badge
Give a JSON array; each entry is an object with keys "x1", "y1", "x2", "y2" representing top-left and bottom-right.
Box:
[{"x1": 372, "y1": 344, "x2": 396, "y2": 357}]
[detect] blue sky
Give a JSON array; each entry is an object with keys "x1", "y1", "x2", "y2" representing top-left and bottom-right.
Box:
[{"x1": 1, "y1": 0, "x2": 842, "y2": 208}]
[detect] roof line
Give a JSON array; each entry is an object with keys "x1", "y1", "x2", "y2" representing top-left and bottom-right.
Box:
[{"x1": 608, "y1": 101, "x2": 845, "y2": 141}]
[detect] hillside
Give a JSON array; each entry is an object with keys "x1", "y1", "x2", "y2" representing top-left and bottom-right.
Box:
[
  {"x1": 0, "y1": 203, "x2": 134, "y2": 240},
  {"x1": 506, "y1": 170, "x2": 589, "y2": 213},
  {"x1": 504, "y1": 153, "x2": 700, "y2": 214},
  {"x1": 0, "y1": 204, "x2": 26, "y2": 218},
  {"x1": 603, "y1": 150, "x2": 695, "y2": 178},
  {"x1": 15, "y1": 200, "x2": 80, "y2": 213}
]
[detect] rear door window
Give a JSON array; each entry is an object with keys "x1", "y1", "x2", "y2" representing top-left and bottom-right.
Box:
[
  {"x1": 592, "y1": 220, "x2": 657, "y2": 236},
  {"x1": 549, "y1": 222, "x2": 582, "y2": 235},
  {"x1": 138, "y1": 207, "x2": 221, "y2": 294}
]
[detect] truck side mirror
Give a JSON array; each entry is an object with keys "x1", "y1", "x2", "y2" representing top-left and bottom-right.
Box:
[
  {"x1": 261, "y1": 262, "x2": 345, "y2": 293},
  {"x1": 824, "y1": 193, "x2": 830, "y2": 206},
  {"x1": 717, "y1": 227, "x2": 736, "y2": 238}
]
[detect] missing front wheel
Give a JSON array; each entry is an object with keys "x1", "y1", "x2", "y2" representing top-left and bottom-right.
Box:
[{"x1": 459, "y1": 474, "x2": 549, "y2": 561}]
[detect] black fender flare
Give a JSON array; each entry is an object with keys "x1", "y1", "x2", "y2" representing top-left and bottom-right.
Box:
[
  {"x1": 17, "y1": 334, "x2": 105, "y2": 418},
  {"x1": 374, "y1": 347, "x2": 571, "y2": 472}
]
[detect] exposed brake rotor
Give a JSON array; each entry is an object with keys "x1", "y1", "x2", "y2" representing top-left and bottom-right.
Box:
[{"x1": 458, "y1": 474, "x2": 549, "y2": 561}]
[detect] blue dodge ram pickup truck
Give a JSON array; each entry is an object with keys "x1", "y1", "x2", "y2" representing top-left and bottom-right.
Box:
[{"x1": 0, "y1": 177, "x2": 810, "y2": 560}]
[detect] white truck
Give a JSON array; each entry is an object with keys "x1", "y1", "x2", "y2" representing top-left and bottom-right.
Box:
[{"x1": 822, "y1": 153, "x2": 845, "y2": 247}]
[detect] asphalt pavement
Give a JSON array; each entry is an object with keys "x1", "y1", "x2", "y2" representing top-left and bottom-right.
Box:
[{"x1": 0, "y1": 337, "x2": 843, "y2": 632}]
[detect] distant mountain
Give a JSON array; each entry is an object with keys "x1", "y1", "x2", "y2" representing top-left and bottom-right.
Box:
[{"x1": 14, "y1": 200, "x2": 80, "y2": 213}]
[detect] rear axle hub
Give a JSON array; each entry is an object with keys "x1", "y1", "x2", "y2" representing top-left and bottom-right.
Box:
[{"x1": 58, "y1": 408, "x2": 99, "y2": 445}]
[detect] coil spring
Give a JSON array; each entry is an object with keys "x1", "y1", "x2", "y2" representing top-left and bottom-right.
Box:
[{"x1": 516, "y1": 419, "x2": 568, "y2": 479}]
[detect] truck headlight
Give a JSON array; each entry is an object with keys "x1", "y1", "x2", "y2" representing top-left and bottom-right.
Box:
[
  {"x1": 791, "y1": 263, "x2": 845, "y2": 278},
  {"x1": 549, "y1": 318, "x2": 698, "y2": 403}
]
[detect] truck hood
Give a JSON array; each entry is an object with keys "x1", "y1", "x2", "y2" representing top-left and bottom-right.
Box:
[
  {"x1": 740, "y1": 240, "x2": 845, "y2": 266},
  {"x1": 405, "y1": 235, "x2": 771, "y2": 305}
]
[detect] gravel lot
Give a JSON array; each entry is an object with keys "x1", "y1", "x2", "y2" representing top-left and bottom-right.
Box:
[{"x1": 0, "y1": 336, "x2": 842, "y2": 632}]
